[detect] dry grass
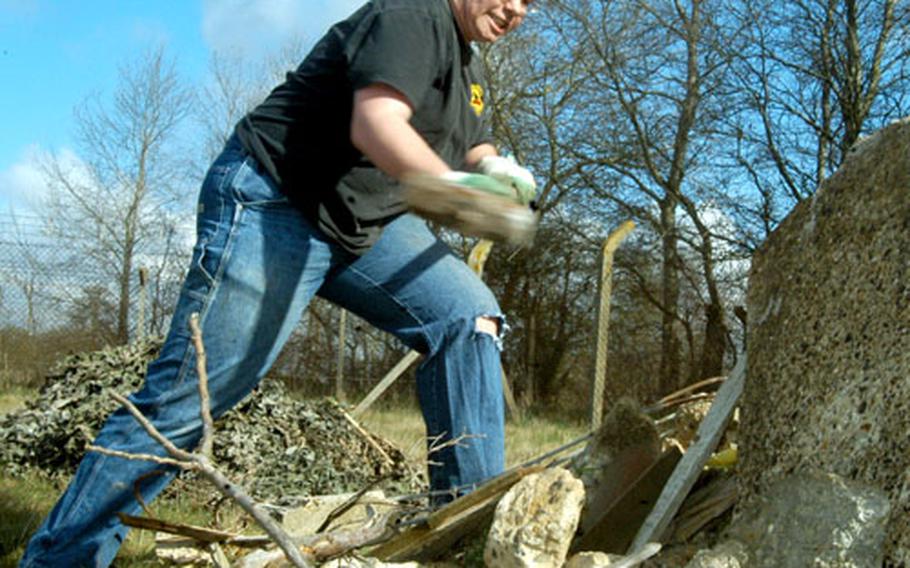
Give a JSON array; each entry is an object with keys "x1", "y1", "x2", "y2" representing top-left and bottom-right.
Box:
[
  {"x1": 0, "y1": 473, "x2": 251, "y2": 567},
  {"x1": 0, "y1": 388, "x2": 31, "y2": 416},
  {"x1": 358, "y1": 402, "x2": 589, "y2": 469}
]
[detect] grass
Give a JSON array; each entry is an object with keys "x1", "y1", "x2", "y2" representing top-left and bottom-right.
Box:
[
  {"x1": 0, "y1": 473, "x2": 251, "y2": 567},
  {"x1": 0, "y1": 388, "x2": 32, "y2": 416},
  {"x1": 359, "y1": 401, "x2": 589, "y2": 469},
  {"x1": 1, "y1": 394, "x2": 587, "y2": 566}
]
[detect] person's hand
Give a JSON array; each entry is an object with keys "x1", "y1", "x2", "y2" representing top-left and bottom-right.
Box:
[{"x1": 476, "y1": 155, "x2": 537, "y2": 205}]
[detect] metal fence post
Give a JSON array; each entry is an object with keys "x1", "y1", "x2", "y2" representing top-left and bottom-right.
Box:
[{"x1": 591, "y1": 221, "x2": 635, "y2": 430}]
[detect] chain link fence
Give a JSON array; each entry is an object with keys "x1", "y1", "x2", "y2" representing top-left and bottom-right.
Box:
[
  {"x1": 0, "y1": 214, "x2": 178, "y2": 386},
  {"x1": 0, "y1": 213, "x2": 411, "y2": 399}
]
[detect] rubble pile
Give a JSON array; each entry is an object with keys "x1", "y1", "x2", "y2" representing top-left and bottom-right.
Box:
[{"x1": 0, "y1": 340, "x2": 424, "y2": 502}]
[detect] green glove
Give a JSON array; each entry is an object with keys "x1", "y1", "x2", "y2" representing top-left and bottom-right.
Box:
[
  {"x1": 440, "y1": 171, "x2": 517, "y2": 201},
  {"x1": 476, "y1": 155, "x2": 537, "y2": 205}
]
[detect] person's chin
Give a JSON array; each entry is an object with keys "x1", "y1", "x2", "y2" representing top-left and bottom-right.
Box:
[{"x1": 482, "y1": 27, "x2": 505, "y2": 42}]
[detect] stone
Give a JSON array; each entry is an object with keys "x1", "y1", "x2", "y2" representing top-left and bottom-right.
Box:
[
  {"x1": 727, "y1": 471, "x2": 889, "y2": 567},
  {"x1": 280, "y1": 490, "x2": 398, "y2": 535},
  {"x1": 484, "y1": 467, "x2": 585, "y2": 568},
  {"x1": 685, "y1": 540, "x2": 750, "y2": 568},
  {"x1": 321, "y1": 558, "x2": 423, "y2": 568},
  {"x1": 239, "y1": 551, "x2": 425, "y2": 568},
  {"x1": 569, "y1": 397, "x2": 660, "y2": 529},
  {"x1": 565, "y1": 551, "x2": 615, "y2": 567},
  {"x1": 741, "y1": 117, "x2": 910, "y2": 566}
]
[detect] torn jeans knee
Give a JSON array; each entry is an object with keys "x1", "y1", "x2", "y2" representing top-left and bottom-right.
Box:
[{"x1": 474, "y1": 313, "x2": 509, "y2": 351}]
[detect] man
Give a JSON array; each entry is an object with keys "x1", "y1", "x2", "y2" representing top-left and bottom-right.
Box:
[{"x1": 21, "y1": 0, "x2": 535, "y2": 565}]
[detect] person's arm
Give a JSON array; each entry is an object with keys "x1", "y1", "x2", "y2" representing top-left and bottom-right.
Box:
[{"x1": 350, "y1": 83, "x2": 451, "y2": 178}]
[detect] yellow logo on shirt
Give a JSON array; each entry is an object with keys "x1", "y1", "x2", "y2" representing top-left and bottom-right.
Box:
[{"x1": 470, "y1": 84, "x2": 484, "y2": 116}]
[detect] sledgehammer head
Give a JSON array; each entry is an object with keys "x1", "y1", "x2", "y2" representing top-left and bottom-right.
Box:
[{"x1": 401, "y1": 173, "x2": 537, "y2": 245}]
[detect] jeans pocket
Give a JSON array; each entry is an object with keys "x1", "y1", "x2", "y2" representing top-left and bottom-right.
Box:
[
  {"x1": 181, "y1": 238, "x2": 217, "y2": 300},
  {"x1": 230, "y1": 157, "x2": 290, "y2": 208}
]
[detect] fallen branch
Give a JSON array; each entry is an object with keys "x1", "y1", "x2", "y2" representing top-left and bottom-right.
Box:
[
  {"x1": 189, "y1": 314, "x2": 215, "y2": 457},
  {"x1": 237, "y1": 510, "x2": 399, "y2": 566},
  {"x1": 316, "y1": 477, "x2": 386, "y2": 534},
  {"x1": 340, "y1": 408, "x2": 394, "y2": 470},
  {"x1": 118, "y1": 512, "x2": 261, "y2": 546},
  {"x1": 123, "y1": 508, "x2": 398, "y2": 558}
]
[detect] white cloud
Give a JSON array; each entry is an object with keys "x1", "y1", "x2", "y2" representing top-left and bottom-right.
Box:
[
  {"x1": 201, "y1": 0, "x2": 366, "y2": 58},
  {"x1": 0, "y1": 145, "x2": 48, "y2": 212},
  {"x1": 0, "y1": 145, "x2": 98, "y2": 216}
]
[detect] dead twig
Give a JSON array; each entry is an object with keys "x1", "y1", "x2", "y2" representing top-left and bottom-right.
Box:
[
  {"x1": 340, "y1": 408, "x2": 394, "y2": 470},
  {"x1": 132, "y1": 471, "x2": 166, "y2": 517},
  {"x1": 88, "y1": 312, "x2": 314, "y2": 568},
  {"x1": 316, "y1": 477, "x2": 386, "y2": 534},
  {"x1": 189, "y1": 313, "x2": 215, "y2": 457},
  {"x1": 425, "y1": 432, "x2": 483, "y2": 467},
  {"x1": 118, "y1": 512, "x2": 256, "y2": 546}
]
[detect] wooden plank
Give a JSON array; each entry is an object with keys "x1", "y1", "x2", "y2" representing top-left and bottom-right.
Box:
[
  {"x1": 628, "y1": 355, "x2": 746, "y2": 553},
  {"x1": 500, "y1": 364, "x2": 521, "y2": 419},
  {"x1": 351, "y1": 350, "x2": 421, "y2": 417},
  {"x1": 335, "y1": 309, "x2": 347, "y2": 401},
  {"x1": 371, "y1": 465, "x2": 543, "y2": 562},
  {"x1": 572, "y1": 447, "x2": 682, "y2": 554},
  {"x1": 372, "y1": 496, "x2": 500, "y2": 563},
  {"x1": 426, "y1": 465, "x2": 544, "y2": 530},
  {"x1": 576, "y1": 442, "x2": 662, "y2": 536},
  {"x1": 669, "y1": 475, "x2": 738, "y2": 542}
]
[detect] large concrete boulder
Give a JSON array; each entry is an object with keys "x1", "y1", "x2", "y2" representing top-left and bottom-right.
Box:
[{"x1": 741, "y1": 117, "x2": 910, "y2": 565}]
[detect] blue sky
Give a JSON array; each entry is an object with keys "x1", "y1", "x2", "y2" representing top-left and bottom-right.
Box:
[{"x1": 0, "y1": 0, "x2": 364, "y2": 211}]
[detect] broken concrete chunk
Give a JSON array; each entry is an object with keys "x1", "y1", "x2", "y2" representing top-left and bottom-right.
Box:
[
  {"x1": 684, "y1": 540, "x2": 750, "y2": 568},
  {"x1": 569, "y1": 397, "x2": 660, "y2": 527},
  {"x1": 484, "y1": 467, "x2": 585, "y2": 568},
  {"x1": 728, "y1": 471, "x2": 890, "y2": 567},
  {"x1": 279, "y1": 490, "x2": 398, "y2": 535},
  {"x1": 565, "y1": 551, "x2": 616, "y2": 567},
  {"x1": 566, "y1": 543, "x2": 661, "y2": 568}
]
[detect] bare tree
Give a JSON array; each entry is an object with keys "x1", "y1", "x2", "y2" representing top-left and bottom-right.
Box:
[
  {"x1": 39, "y1": 47, "x2": 194, "y2": 343},
  {"x1": 197, "y1": 37, "x2": 307, "y2": 161},
  {"x1": 726, "y1": 0, "x2": 910, "y2": 234},
  {"x1": 538, "y1": 0, "x2": 740, "y2": 393},
  {"x1": 466, "y1": 10, "x2": 629, "y2": 406}
]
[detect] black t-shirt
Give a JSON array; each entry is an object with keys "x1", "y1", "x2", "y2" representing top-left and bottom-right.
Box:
[{"x1": 234, "y1": 0, "x2": 494, "y2": 253}]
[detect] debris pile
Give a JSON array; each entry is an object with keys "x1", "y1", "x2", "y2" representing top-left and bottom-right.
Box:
[{"x1": 0, "y1": 340, "x2": 424, "y2": 502}]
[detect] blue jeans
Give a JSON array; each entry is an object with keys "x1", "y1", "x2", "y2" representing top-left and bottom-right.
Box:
[{"x1": 21, "y1": 137, "x2": 505, "y2": 567}]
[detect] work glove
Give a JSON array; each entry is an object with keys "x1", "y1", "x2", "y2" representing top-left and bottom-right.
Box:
[
  {"x1": 476, "y1": 155, "x2": 537, "y2": 206},
  {"x1": 438, "y1": 171, "x2": 517, "y2": 201},
  {"x1": 401, "y1": 170, "x2": 538, "y2": 244}
]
